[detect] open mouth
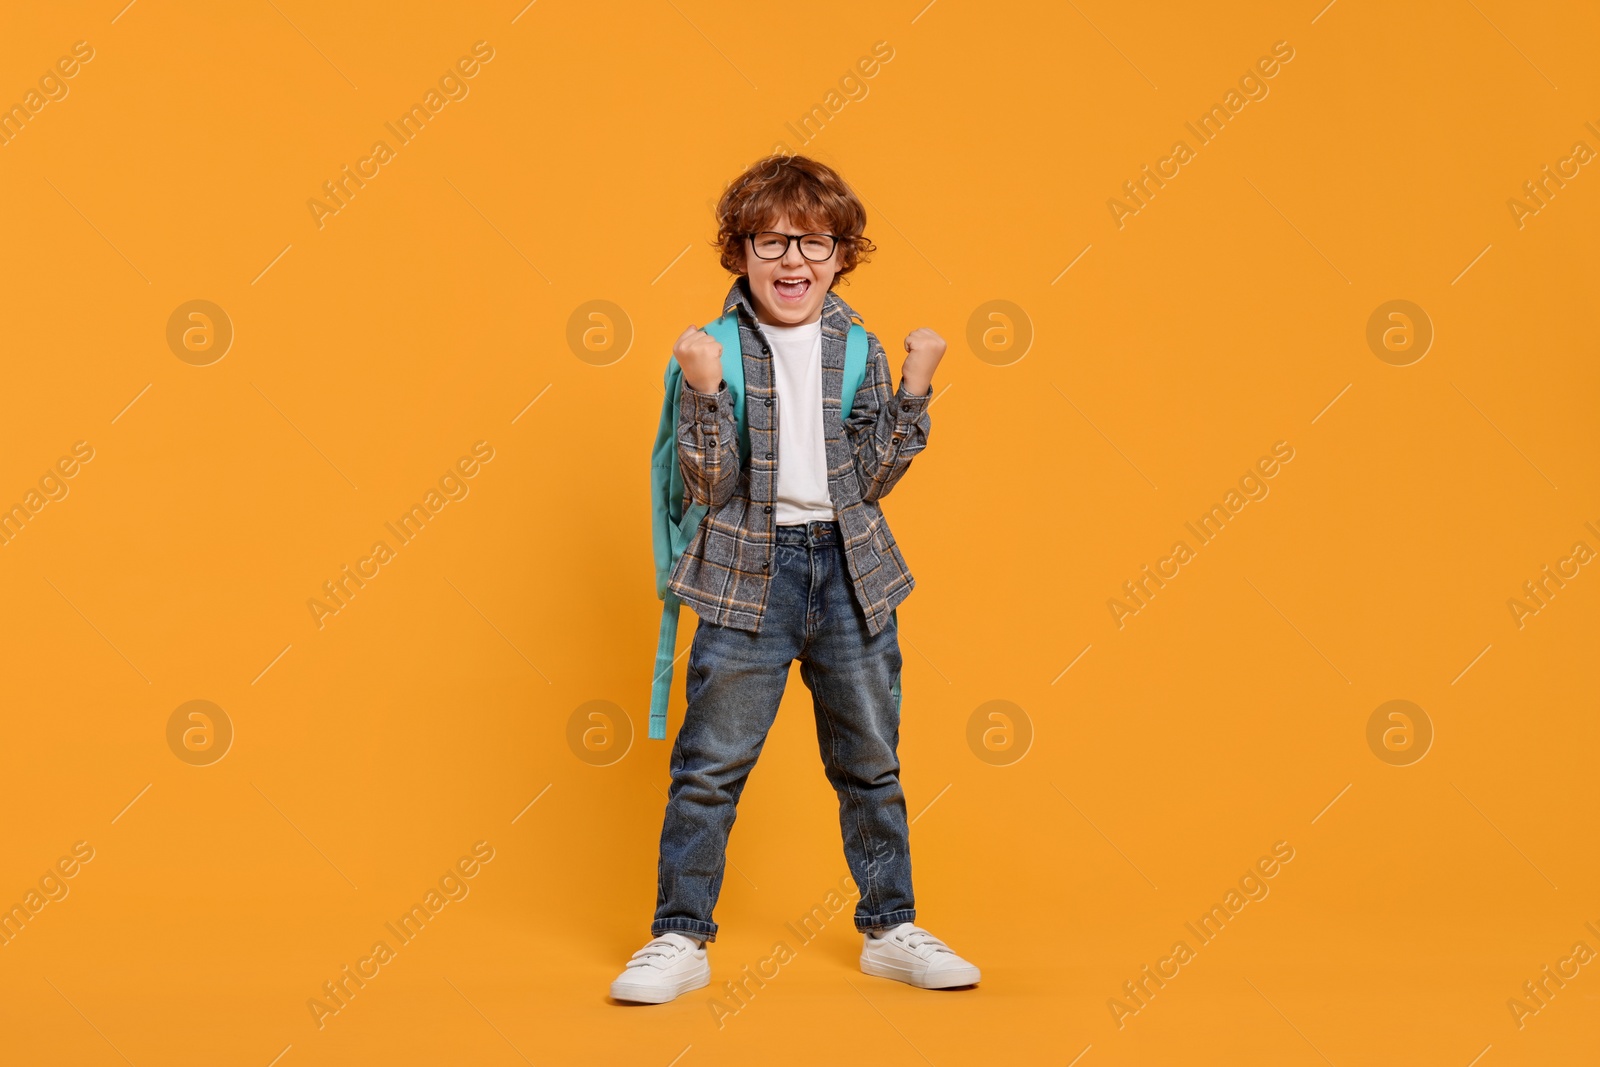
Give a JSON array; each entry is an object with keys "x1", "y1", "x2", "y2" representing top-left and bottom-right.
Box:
[{"x1": 774, "y1": 276, "x2": 811, "y2": 302}]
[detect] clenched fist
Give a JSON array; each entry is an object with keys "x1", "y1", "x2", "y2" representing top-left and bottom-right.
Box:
[
  {"x1": 675, "y1": 325, "x2": 724, "y2": 394},
  {"x1": 901, "y1": 328, "x2": 945, "y2": 397}
]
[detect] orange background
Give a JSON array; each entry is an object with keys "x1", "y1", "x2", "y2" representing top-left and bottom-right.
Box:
[{"x1": 2, "y1": 1, "x2": 1597, "y2": 1064}]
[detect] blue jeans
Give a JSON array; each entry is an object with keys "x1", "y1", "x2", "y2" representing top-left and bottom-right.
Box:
[{"x1": 652, "y1": 519, "x2": 915, "y2": 942}]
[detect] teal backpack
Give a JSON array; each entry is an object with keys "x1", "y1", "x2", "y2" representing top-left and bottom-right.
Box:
[{"x1": 648, "y1": 310, "x2": 871, "y2": 740}]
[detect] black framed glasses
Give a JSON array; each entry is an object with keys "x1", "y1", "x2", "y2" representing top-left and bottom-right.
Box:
[{"x1": 746, "y1": 231, "x2": 839, "y2": 261}]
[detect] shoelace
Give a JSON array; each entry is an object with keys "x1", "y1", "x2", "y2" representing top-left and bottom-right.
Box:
[{"x1": 626, "y1": 936, "x2": 695, "y2": 969}]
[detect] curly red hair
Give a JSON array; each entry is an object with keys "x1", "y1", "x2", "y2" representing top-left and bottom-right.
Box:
[{"x1": 713, "y1": 154, "x2": 876, "y2": 286}]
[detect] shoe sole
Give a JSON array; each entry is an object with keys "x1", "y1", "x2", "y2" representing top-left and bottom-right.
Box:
[
  {"x1": 610, "y1": 962, "x2": 711, "y2": 1004},
  {"x1": 860, "y1": 955, "x2": 980, "y2": 989}
]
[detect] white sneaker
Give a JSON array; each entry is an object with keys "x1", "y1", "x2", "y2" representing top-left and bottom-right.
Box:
[
  {"x1": 860, "y1": 922, "x2": 980, "y2": 989},
  {"x1": 609, "y1": 932, "x2": 711, "y2": 1004}
]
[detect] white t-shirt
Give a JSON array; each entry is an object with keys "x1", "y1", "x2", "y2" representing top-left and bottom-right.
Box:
[{"x1": 761, "y1": 317, "x2": 836, "y2": 524}]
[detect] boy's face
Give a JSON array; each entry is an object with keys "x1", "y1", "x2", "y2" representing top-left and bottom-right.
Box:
[{"x1": 740, "y1": 212, "x2": 841, "y2": 328}]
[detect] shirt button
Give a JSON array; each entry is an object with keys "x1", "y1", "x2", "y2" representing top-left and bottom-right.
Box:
[
  {"x1": 764, "y1": 505, "x2": 772, "y2": 513},
  {"x1": 765, "y1": 451, "x2": 773, "y2": 459},
  {"x1": 764, "y1": 399, "x2": 773, "y2": 407},
  {"x1": 708, "y1": 404, "x2": 717, "y2": 412}
]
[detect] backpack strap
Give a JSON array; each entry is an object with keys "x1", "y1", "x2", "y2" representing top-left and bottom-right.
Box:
[
  {"x1": 648, "y1": 596, "x2": 682, "y2": 740},
  {"x1": 842, "y1": 320, "x2": 868, "y2": 419}
]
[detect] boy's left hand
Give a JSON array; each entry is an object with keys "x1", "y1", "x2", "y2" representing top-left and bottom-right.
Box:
[{"x1": 901, "y1": 328, "x2": 945, "y2": 397}]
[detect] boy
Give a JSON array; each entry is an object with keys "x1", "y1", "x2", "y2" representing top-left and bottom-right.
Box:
[{"x1": 612, "y1": 155, "x2": 978, "y2": 1003}]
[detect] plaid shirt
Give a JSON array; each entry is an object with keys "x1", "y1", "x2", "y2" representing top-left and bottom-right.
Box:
[{"x1": 667, "y1": 277, "x2": 933, "y2": 637}]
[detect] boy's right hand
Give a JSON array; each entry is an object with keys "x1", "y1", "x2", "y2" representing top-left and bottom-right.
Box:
[{"x1": 675, "y1": 325, "x2": 724, "y2": 394}]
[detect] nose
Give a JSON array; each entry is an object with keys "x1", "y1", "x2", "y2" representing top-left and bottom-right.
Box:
[{"x1": 780, "y1": 239, "x2": 805, "y2": 267}]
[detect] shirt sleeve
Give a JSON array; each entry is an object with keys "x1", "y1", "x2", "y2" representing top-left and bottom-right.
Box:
[
  {"x1": 676, "y1": 376, "x2": 742, "y2": 509},
  {"x1": 844, "y1": 330, "x2": 932, "y2": 503}
]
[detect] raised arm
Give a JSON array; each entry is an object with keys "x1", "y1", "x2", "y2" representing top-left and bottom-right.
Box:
[
  {"x1": 845, "y1": 328, "x2": 941, "y2": 503},
  {"x1": 674, "y1": 325, "x2": 742, "y2": 508}
]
